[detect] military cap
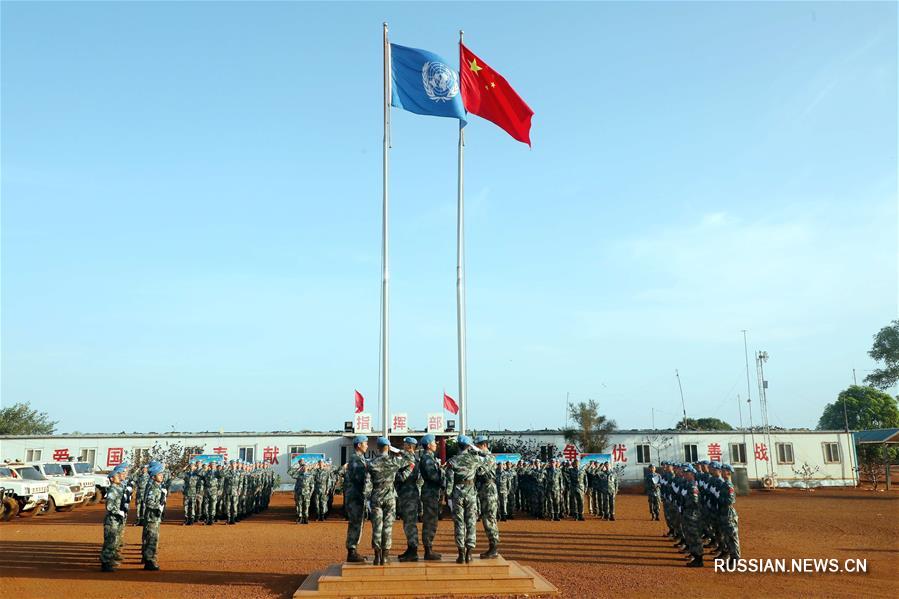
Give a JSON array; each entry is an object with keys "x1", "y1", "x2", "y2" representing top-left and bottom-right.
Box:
[
  {"x1": 721, "y1": 463, "x2": 734, "y2": 473},
  {"x1": 148, "y1": 462, "x2": 165, "y2": 476},
  {"x1": 352, "y1": 434, "x2": 368, "y2": 446},
  {"x1": 473, "y1": 435, "x2": 489, "y2": 444},
  {"x1": 376, "y1": 436, "x2": 390, "y2": 447},
  {"x1": 457, "y1": 434, "x2": 472, "y2": 447},
  {"x1": 709, "y1": 461, "x2": 721, "y2": 469},
  {"x1": 698, "y1": 460, "x2": 709, "y2": 466},
  {"x1": 419, "y1": 433, "x2": 436, "y2": 446},
  {"x1": 403, "y1": 436, "x2": 417, "y2": 445}
]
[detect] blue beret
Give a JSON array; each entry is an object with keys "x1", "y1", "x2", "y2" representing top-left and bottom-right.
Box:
[
  {"x1": 473, "y1": 435, "x2": 489, "y2": 444},
  {"x1": 721, "y1": 463, "x2": 734, "y2": 473},
  {"x1": 419, "y1": 434, "x2": 435, "y2": 446},
  {"x1": 683, "y1": 465, "x2": 697, "y2": 475},
  {"x1": 353, "y1": 435, "x2": 368, "y2": 445},
  {"x1": 148, "y1": 462, "x2": 165, "y2": 476},
  {"x1": 403, "y1": 436, "x2": 417, "y2": 445},
  {"x1": 698, "y1": 460, "x2": 709, "y2": 466},
  {"x1": 376, "y1": 436, "x2": 390, "y2": 447},
  {"x1": 457, "y1": 434, "x2": 472, "y2": 447},
  {"x1": 709, "y1": 461, "x2": 721, "y2": 469}
]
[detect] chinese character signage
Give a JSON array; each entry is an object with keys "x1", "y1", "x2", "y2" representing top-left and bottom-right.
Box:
[
  {"x1": 106, "y1": 448, "x2": 124, "y2": 467},
  {"x1": 391, "y1": 413, "x2": 408, "y2": 433},
  {"x1": 262, "y1": 446, "x2": 280, "y2": 465},
  {"x1": 612, "y1": 444, "x2": 628, "y2": 462},
  {"x1": 426, "y1": 413, "x2": 445, "y2": 433},
  {"x1": 354, "y1": 412, "x2": 372, "y2": 434},
  {"x1": 52, "y1": 448, "x2": 71, "y2": 462},
  {"x1": 213, "y1": 446, "x2": 229, "y2": 460},
  {"x1": 707, "y1": 443, "x2": 722, "y2": 462},
  {"x1": 754, "y1": 443, "x2": 769, "y2": 461}
]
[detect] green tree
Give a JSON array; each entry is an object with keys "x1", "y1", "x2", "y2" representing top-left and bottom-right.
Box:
[
  {"x1": 676, "y1": 417, "x2": 734, "y2": 431},
  {"x1": 127, "y1": 441, "x2": 199, "y2": 475},
  {"x1": 563, "y1": 400, "x2": 616, "y2": 453},
  {"x1": 0, "y1": 402, "x2": 57, "y2": 435},
  {"x1": 816, "y1": 386, "x2": 899, "y2": 430},
  {"x1": 865, "y1": 320, "x2": 899, "y2": 390}
]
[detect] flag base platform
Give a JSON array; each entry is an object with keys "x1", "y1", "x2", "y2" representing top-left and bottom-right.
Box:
[{"x1": 294, "y1": 554, "x2": 559, "y2": 597}]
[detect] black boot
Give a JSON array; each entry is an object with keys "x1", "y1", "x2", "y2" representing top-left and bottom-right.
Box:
[
  {"x1": 398, "y1": 546, "x2": 418, "y2": 562},
  {"x1": 424, "y1": 545, "x2": 442, "y2": 561},
  {"x1": 464, "y1": 548, "x2": 472, "y2": 563},
  {"x1": 346, "y1": 549, "x2": 366, "y2": 563},
  {"x1": 456, "y1": 548, "x2": 465, "y2": 564},
  {"x1": 480, "y1": 542, "x2": 499, "y2": 559},
  {"x1": 144, "y1": 562, "x2": 160, "y2": 571},
  {"x1": 686, "y1": 555, "x2": 704, "y2": 568},
  {"x1": 381, "y1": 550, "x2": 389, "y2": 564},
  {"x1": 372, "y1": 549, "x2": 382, "y2": 565},
  {"x1": 100, "y1": 564, "x2": 116, "y2": 572}
]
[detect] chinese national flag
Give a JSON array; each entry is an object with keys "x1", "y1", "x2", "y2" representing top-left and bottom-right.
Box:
[
  {"x1": 460, "y1": 42, "x2": 534, "y2": 146},
  {"x1": 354, "y1": 390, "x2": 365, "y2": 414},
  {"x1": 443, "y1": 393, "x2": 459, "y2": 415}
]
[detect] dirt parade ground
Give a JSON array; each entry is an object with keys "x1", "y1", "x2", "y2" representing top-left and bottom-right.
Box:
[{"x1": 1, "y1": 488, "x2": 897, "y2": 598}]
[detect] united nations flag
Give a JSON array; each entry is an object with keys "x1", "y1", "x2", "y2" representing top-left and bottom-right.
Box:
[{"x1": 390, "y1": 43, "x2": 467, "y2": 123}]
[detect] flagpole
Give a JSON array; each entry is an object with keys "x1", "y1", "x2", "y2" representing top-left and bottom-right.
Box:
[
  {"x1": 381, "y1": 22, "x2": 391, "y2": 437},
  {"x1": 457, "y1": 29, "x2": 468, "y2": 436}
]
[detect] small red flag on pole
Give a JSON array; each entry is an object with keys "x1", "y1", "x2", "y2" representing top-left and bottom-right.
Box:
[
  {"x1": 443, "y1": 392, "x2": 460, "y2": 415},
  {"x1": 354, "y1": 390, "x2": 365, "y2": 414}
]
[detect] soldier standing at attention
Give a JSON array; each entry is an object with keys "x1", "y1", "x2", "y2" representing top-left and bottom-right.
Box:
[
  {"x1": 183, "y1": 462, "x2": 200, "y2": 525},
  {"x1": 417, "y1": 434, "x2": 443, "y2": 560},
  {"x1": 567, "y1": 459, "x2": 586, "y2": 520},
  {"x1": 497, "y1": 462, "x2": 510, "y2": 521},
  {"x1": 344, "y1": 435, "x2": 370, "y2": 563},
  {"x1": 680, "y1": 465, "x2": 704, "y2": 567},
  {"x1": 115, "y1": 464, "x2": 133, "y2": 561},
  {"x1": 607, "y1": 464, "x2": 619, "y2": 521},
  {"x1": 224, "y1": 460, "x2": 241, "y2": 525},
  {"x1": 141, "y1": 461, "x2": 167, "y2": 571},
  {"x1": 447, "y1": 435, "x2": 486, "y2": 564},
  {"x1": 719, "y1": 464, "x2": 740, "y2": 565},
  {"x1": 203, "y1": 462, "x2": 220, "y2": 525},
  {"x1": 473, "y1": 436, "x2": 500, "y2": 558},
  {"x1": 289, "y1": 460, "x2": 312, "y2": 524},
  {"x1": 396, "y1": 437, "x2": 421, "y2": 562},
  {"x1": 100, "y1": 465, "x2": 126, "y2": 572},
  {"x1": 134, "y1": 465, "x2": 149, "y2": 526},
  {"x1": 645, "y1": 464, "x2": 661, "y2": 520},
  {"x1": 368, "y1": 437, "x2": 414, "y2": 565}
]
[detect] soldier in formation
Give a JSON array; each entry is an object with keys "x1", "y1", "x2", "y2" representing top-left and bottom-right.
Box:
[
  {"x1": 181, "y1": 460, "x2": 275, "y2": 526},
  {"x1": 140, "y1": 461, "x2": 167, "y2": 571},
  {"x1": 657, "y1": 460, "x2": 741, "y2": 567},
  {"x1": 446, "y1": 435, "x2": 489, "y2": 563},
  {"x1": 417, "y1": 434, "x2": 443, "y2": 561},
  {"x1": 133, "y1": 465, "x2": 149, "y2": 526},
  {"x1": 344, "y1": 435, "x2": 371, "y2": 563},
  {"x1": 473, "y1": 436, "x2": 500, "y2": 558},
  {"x1": 368, "y1": 437, "x2": 414, "y2": 565},
  {"x1": 395, "y1": 437, "x2": 421, "y2": 562},
  {"x1": 100, "y1": 463, "x2": 129, "y2": 572},
  {"x1": 644, "y1": 463, "x2": 661, "y2": 520},
  {"x1": 289, "y1": 459, "x2": 315, "y2": 524}
]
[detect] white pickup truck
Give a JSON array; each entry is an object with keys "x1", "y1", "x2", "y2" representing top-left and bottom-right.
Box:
[
  {"x1": 0, "y1": 464, "x2": 50, "y2": 519},
  {"x1": 11, "y1": 465, "x2": 80, "y2": 514},
  {"x1": 59, "y1": 461, "x2": 108, "y2": 503},
  {"x1": 28, "y1": 462, "x2": 92, "y2": 507}
]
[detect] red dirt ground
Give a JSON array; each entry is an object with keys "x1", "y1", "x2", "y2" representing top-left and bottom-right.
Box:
[{"x1": 1, "y1": 488, "x2": 897, "y2": 598}]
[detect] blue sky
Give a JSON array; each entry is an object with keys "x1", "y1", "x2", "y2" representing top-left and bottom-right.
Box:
[{"x1": 2, "y1": 2, "x2": 896, "y2": 434}]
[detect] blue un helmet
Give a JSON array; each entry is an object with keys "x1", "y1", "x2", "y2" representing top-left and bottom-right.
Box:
[
  {"x1": 457, "y1": 434, "x2": 472, "y2": 447},
  {"x1": 403, "y1": 436, "x2": 417, "y2": 446},
  {"x1": 376, "y1": 436, "x2": 391, "y2": 448},
  {"x1": 721, "y1": 463, "x2": 734, "y2": 473},
  {"x1": 352, "y1": 434, "x2": 368, "y2": 447},
  {"x1": 419, "y1": 433, "x2": 436, "y2": 447},
  {"x1": 148, "y1": 462, "x2": 165, "y2": 477},
  {"x1": 473, "y1": 435, "x2": 489, "y2": 445}
]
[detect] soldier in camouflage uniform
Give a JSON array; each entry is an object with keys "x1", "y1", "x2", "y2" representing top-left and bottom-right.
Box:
[
  {"x1": 134, "y1": 465, "x2": 149, "y2": 526},
  {"x1": 141, "y1": 461, "x2": 167, "y2": 571},
  {"x1": 223, "y1": 460, "x2": 240, "y2": 524},
  {"x1": 474, "y1": 436, "x2": 500, "y2": 558},
  {"x1": 395, "y1": 437, "x2": 421, "y2": 562},
  {"x1": 718, "y1": 463, "x2": 740, "y2": 565},
  {"x1": 497, "y1": 462, "x2": 510, "y2": 521},
  {"x1": 447, "y1": 435, "x2": 486, "y2": 564},
  {"x1": 313, "y1": 461, "x2": 329, "y2": 520},
  {"x1": 567, "y1": 459, "x2": 587, "y2": 520},
  {"x1": 596, "y1": 462, "x2": 611, "y2": 519},
  {"x1": 289, "y1": 459, "x2": 314, "y2": 523},
  {"x1": 680, "y1": 465, "x2": 704, "y2": 567},
  {"x1": 417, "y1": 434, "x2": 443, "y2": 561},
  {"x1": 204, "y1": 462, "x2": 221, "y2": 525},
  {"x1": 645, "y1": 464, "x2": 661, "y2": 520},
  {"x1": 344, "y1": 435, "x2": 370, "y2": 563},
  {"x1": 182, "y1": 462, "x2": 200, "y2": 525},
  {"x1": 100, "y1": 465, "x2": 127, "y2": 572},
  {"x1": 368, "y1": 437, "x2": 414, "y2": 565},
  {"x1": 545, "y1": 459, "x2": 562, "y2": 521}
]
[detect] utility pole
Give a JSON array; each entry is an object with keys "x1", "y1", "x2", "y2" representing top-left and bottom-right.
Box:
[
  {"x1": 675, "y1": 369, "x2": 687, "y2": 428},
  {"x1": 736, "y1": 394, "x2": 743, "y2": 429},
  {"x1": 852, "y1": 369, "x2": 858, "y2": 386},
  {"x1": 652, "y1": 407, "x2": 656, "y2": 430}
]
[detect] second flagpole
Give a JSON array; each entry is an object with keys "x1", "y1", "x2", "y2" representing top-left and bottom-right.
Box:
[
  {"x1": 457, "y1": 29, "x2": 468, "y2": 435},
  {"x1": 381, "y1": 22, "x2": 391, "y2": 437}
]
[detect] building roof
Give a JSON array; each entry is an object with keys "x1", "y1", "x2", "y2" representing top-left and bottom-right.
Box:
[{"x1": 853, "y1": 428, "x2": 899, "y2": 444}]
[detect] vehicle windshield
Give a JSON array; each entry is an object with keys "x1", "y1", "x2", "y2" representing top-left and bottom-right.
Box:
[
  {"x1": 42, "y1": 463, "x2": 65, "y2": 475},
  {"x1": 0, "y1": 467, "x2": 12, "y2": 477},
  {"x1": 73, "y1": 463, "x2": 93, "y2": 474},
  {"x1": 14, "y1": 467, "x2": 47, "y2": 481}
]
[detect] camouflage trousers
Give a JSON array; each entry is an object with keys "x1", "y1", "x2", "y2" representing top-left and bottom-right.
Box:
[
  {"x1": 184, "y1": 493, "x2": 198, "y2": 522},
  {"x1": 648, "y1": 492, "x2": 660, "y2": 518},
  {"x1": 203, "y1": 492, "x2": 218, "y2": 522},
  {"x1": 398, "y1": 492, "x2": 420, "y2": 549},
  {"x1": 135, "y1": 492, "x2": 146, "y2": 523},
  {"x1": 497, "y1": 491, "x2": 508, "y2": 518},
  {"x1": 141, "y1": 519, "x2": 161, "y2": 566},
  {"x1": 452, "y1": 487, "x2": 478, "y2": 549},
  {"x1": 478, "y1": 491, "x2": 499, "y2": 544},
  {"x1": 720, "y1": 510, "x2": 740, "y2": 558},
  {"x1": 315, "y1": 489, "x2": 328, "y2": 517},
  {"x1": 225, "y1": 493, "x2": 239, "y2": 519},
  {"x1": 294, "y1": 491, "x2": 310, "y2": 519},
  {"x1": 548, "y1": 490, "x2": 561, "y2": 518},
  {"x1": 682, "y1": 508, "x2": 703, "y2": 558},
  {"x1": 344, "y1": 494, "x2": 365, "y2": 551},
  {"x1": 569, "y1": 490, "x2": 584, "y2": 518},
  {"x1": 421, "y1": 489, "x2": 441, "y2": 548},
  {"x1": 115, "y1": 518, "x2": 126, "y2": 556},
  {"x1": 100, "y1": 514, "x2": 120, "y2": 566},
  {"x1": 600, "y1": 492, "x2": 615, "y2": 518},
  {"x1": 370, "y1": 496, "x2": 397, "y2": 551}
]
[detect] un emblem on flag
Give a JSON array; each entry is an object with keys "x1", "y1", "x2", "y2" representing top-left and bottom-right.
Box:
[{"x1": 421, "y1": 61, "x2": 460, "y2": 102}]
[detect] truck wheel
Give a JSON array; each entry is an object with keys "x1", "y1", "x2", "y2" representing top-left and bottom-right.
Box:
[
  {"x1": 58, "y1": 501, "x2": 74, "y2": 512},
  {"x1": 91, "y1": 489, "x2": 103, "y2": 504},
  {"x1": 48, "y1": 496, "x2": 59, "y2": 513},
  {"x1": 1, "y1": 503, "x2": 14, "y2": 521},
  {"x1": 18, "y1": 507, "x2": 36, "y2": 518}
]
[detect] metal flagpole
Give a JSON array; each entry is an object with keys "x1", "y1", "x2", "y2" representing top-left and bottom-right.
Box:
[
  {"x1": 456, "y1": 30, "x2": 469, "y2": 435},
  {"x1": 381, "y1": 22, "x2": 391, "y2": 437}
]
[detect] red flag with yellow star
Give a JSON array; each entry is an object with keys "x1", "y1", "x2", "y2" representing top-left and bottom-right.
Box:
[{"x1": 460, "y1": 42, "x2": 534, "y2": 146}]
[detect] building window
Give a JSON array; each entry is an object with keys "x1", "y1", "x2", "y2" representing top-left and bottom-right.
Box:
[
  {"x1": 683, "y1": 444, "x2": 698, "y2": 462},
  {"x1": 776, "y1": 442, "x2": 794, "y2": 464},
  {"x1": 729, "y1": 443, "x2": 747, "y2": 464},
  {"x1": 25, "y1": 449, "x2": 43, "y2": 462},
  {"x1": 78, "y1": 448, "x2": 97, "y2": 466},
  {"x1": 134, "y1": 448, "x2": 151, "y2": 463},
  {"x1": 288, "y1": 445, "x2": 307, "y2": 456},
  {"x1": 239, "y1": 446, "x2": 256, "y2": 463},
  {"x1": 822, "y1": 442, "x2": 841, "y2": 464},
  {"x1": 636, "y1": 444, "x2": 651, "y2": 464}
]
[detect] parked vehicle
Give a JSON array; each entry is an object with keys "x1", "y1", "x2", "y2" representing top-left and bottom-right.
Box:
[
  {"x1": 58, "y1": 461, "x2": 108, "y2": 503},
  {"x1": 0, "y1": 464, "x2": 49, "y2": 519},
  {"x1": 10, "y1": 465, "x2": 79, "y2": 514},
  {"x1": 27, "y1": 462, "x2": 89, "y2": 507}
]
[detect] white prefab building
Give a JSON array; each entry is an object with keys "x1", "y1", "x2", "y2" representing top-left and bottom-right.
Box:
[{"x1": 0, "y1": 428, "x2": 857, "y2": 488}]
